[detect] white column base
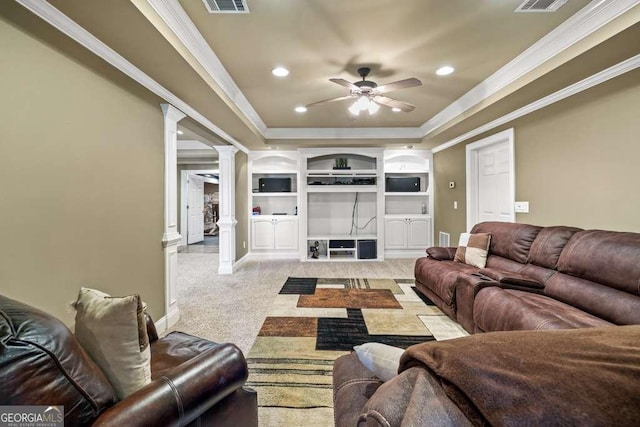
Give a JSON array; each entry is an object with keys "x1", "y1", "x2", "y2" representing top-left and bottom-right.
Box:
[{"x1": 217, "y1": 217, "x2": 237, "y2": 274}]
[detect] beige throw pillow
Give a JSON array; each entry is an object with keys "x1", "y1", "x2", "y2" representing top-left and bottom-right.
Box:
[
  {"x1": 74, "y1": 287, "x2": 151, "y2": 399},
  {"x1": 455, "y1": 232, "x2": 491, "y2": 268},
  {"x1": 354, "y1": 342, "x2": 405, "y2": 381}
]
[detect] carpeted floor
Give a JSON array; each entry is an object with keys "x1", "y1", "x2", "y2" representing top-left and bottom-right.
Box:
[
  {"x1": 245, "y1": 277, "x2": 468, "y2": 426},
  {"x1": 172, "y1": 254, "x2": 466, "y2": 426}
]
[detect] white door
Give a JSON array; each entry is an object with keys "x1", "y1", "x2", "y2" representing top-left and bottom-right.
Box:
[
  {"x1": 273, "y1": 217, "x2": 298, "y2": 250},
  {"x1": 407, "y1": 217, "x2": 431, "y2": 249},
  {"x1": 384, "y1": 218, "x2": 407, "y2": 249},
  {"x1": 187, "y1": 174, "x2": 205, "y2": 244},
  {"x1": 466, "y1": 129, "x2": 515, "y2": 230},
  {"x1": 251, "y1": 217, "x2": 275, "y2": 249}
]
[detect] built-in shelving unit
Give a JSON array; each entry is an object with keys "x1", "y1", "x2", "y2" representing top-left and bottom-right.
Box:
[
  {"x1": 299, "y1": 148, "x2": 384, "y2": 262},
  {"x1": 383, "y1": 150, "x2": 433, "y2": 258},
  {"x1": 248, "y1": 151, "x2": 300, "y2": 258}
]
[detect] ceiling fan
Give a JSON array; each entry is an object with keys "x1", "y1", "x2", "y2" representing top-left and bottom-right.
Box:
[{"x1": 306, "y1": 67, "x2": 422, "y2": 115}]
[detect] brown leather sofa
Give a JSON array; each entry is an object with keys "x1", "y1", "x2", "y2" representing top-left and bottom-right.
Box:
[
  {"x1": 0, "y1": 295, "x2": 258, "y2": 426},
  {"x1": 333, "y1": 222, "x2": 640, "y2": 426},
  {"x1": 414, "y1": 221, "x2": 640, "y2": 333}
]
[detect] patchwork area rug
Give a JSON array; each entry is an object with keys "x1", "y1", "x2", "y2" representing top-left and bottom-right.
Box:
[{"x1": 246, "y1": 277, "x2": 468, "y2": 426}]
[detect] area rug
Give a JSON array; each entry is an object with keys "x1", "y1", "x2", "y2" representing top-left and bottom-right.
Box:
[{"x1": 246, "y1": 277, "x2": 468, "y2": 426}]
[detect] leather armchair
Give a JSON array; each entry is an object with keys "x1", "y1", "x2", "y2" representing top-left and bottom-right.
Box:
[{"x1": 0, "y1": 295, "x2": 258, "y2": 426}]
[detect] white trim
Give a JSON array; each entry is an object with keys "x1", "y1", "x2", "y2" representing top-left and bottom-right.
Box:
[
  {"x1": 384, "y1": 250, "x2": 426, "y2": 259},
  {"x1": 145, "y1": 0, "x2": 267, "y2": 136},
  {"x1": 15, "y1": 0, "x2": 249, "y2": 153},
  {"x1": 465, "y1": 129, "x2": 515, "y2": 231},
  {"x1": 420, "y1": 0, "x2": 640, "y2": 137},
  {"x1": 214, "y1": 146, "x2": 239, "y2": 274},
  {"x1": 153, "y1": 308, "x2": 180, "y2": 335},
  {"x1": 264, "y1": 127, "x2": 423, "y2": 140},
  {"x1": 232, "y1": 253, "x2": 251, "y2": 270},
  {"x1": 248, "y1": 252, "x2": 300, "y2": 260},
  {"x1": 433, "y1": 53, "x2": 640, "y2": 154}
]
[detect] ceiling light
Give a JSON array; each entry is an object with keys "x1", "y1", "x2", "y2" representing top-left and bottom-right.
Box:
[
  {"x1": 368, "y1": 102, "x2": 380, "y2": 115},
  {"x1": 177, "y1": 130, "x2": 184, "y2": 135},
  {"x1": 348, "y1": 102, "x2": 360, "y2": 116},
  {"x1": 294, "y1": 106, "x2": 307, "y2": 113},
  {"x1": 271, "y1": 66, "x2": 289, "y2": 77},
  {"x1": 405, "y1": 145, "x2": 414, "y2": 149},
  {"x1": 269, "y1": 146, "x2": 278, "y2": 150},
  {"x1": 436, "y1": 66, "x2": 455, "y2": 76},
  {"x1": 392, "y1": 107, "x2": 401, "y2": 112}
]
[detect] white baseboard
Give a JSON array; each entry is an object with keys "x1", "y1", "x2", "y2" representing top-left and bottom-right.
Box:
[
  {"x1": 154, "y1": 307, "x2": 180, "y2": 335},
  {"x1": 248, "y1": 251, "x2": 300, "y2": 260},
  {"x1": 384, "y1": 250, "x2": 427, "y2": 259}
]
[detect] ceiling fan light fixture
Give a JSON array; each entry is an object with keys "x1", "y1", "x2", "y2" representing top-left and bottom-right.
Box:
[
  {"x1": 357, "y1": 96, "x2": 370, "y2": 111},
  {"x1": 294, "y1": 106, "x2": 307, "y2": 113},
  {"x1": 348, "y1": 102, "x2": 361, "y2": 116},
  {"x1": 271, "y1": 66, "x2": 289, "y2": 77},
  {"x1": 436, "y1": 65, "x2": 455, "y2": 76},
  {"x1": 368, "y1": 101, "x2": 380, "y2": 115},
  {"x1": 391, "y1": 107, "x2": 401, "y2": 112}
]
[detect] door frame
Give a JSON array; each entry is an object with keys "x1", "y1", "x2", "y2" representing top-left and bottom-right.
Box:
[
  {"x1": 180, "y1": 169, "x2": 219, "y2": 246},
  {"x1": 465, "y1": 128, "x2": 515, "y2": 231}
]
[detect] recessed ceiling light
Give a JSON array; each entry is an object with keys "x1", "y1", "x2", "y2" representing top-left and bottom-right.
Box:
[
  {"x1": 391, "y1": 107, "x2": 401, "y2": 112},
  {"x1": 177, "y1": 130, "x2": 184, "y2": 135},
  {"x1": 436, "y1": 66, "x2": 455, "y2": 76},
  {"x1": 295, "y1": 106, "x2": 307, "y2": 113},
  {"x1": 271, "y1": 66, "x2": 289, "y2": 77}
]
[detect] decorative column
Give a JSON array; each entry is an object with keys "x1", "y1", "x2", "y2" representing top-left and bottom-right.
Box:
[
  {"x1": 160, "y1": 104, "x2": 185, "y2": 330},
  {"x1": 214, "y1": 145, "x2": 238, "y2": 274}
]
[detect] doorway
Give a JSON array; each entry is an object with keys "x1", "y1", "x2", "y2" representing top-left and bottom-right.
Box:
[
  {"x1": 466, "y1": 128, "x2": 515, "y2": 231},
  {"x1": 180, "y1": 169, "x2": 220, "y2": 253}
]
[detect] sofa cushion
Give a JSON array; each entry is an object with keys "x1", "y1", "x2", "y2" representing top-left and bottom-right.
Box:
[
  {"x1": 425, "y1": 246, "x2": 456, "y2": 261},
  {"x1": 399, "y1": 325, "x2": 640, "y2": 427},
  {"x1": 544, "y1": 272, "x2": 640, "y2": 325},
  {"x1": 479, "y1": 267, "x2": 543, "y2": 289},
  {"x1": 0, "y1": 295, "x2": 116, "y2": 425},
  {"x1": 333, "y1": 353, "x2": 384, "y2": 427},
  {"x1": 471, "y1": 222, "x2": 541, "y2": 263},
  {"x1": 454, "y1": 233, "x2": 491, "y2": 268},
  {"x1": 528, "y1": 226, "x2": 582, "y2": 269},
  {"x1": 74, "y1": 288, "x2": 151, "y2": 399},
  {"x1": 473, "y1": 287, "x2": 613, "y2": 332},
  {"x1": 150, "y1": 331, "x2": 227, "y2": 379},
  {"x1": 557, "y1": 230, "x2": 640, "y2": 295}
]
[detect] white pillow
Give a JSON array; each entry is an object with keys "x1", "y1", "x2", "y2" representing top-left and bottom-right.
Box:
[
  {"x1": 353, "y1": 342, "x2": 405, "y2": 382},
  {"x1": 74, "y1": 287, "x2": 151, "y2": 399}
]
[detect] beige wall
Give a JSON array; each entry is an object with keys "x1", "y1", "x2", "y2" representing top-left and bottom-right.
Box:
[
  {"x1": 433, "y1": 68, "x2": 640, "y2": 240},
  {"x1": 0, "y1": 13, "x2": 165, "y2": 324},
  {"x1": 235, "y1": 152, "x2": 249, "y2": 260}
]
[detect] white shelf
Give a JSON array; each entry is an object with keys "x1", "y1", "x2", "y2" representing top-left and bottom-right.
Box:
[
  {"x1": 251, "y1": 192, "x2": 297, "y2": 197},
  {"x1": 252, "y1": 169, "x2": 298, "y2": 174},
  {"x1": 307, "y1": 185, "x2": 377, "y2": 193},
  {"x1": 307, "y1": 169, "x2": 378, "y2": 176},
  {"x1": 307, "y1": 234, "x2": 377, "y2": 240},
  {"x1": 385, "y1": 214, "x2": 431, "y2": 219},
  {"x1": 384, "y1": 191, "x2": 429, "y2": 196}
]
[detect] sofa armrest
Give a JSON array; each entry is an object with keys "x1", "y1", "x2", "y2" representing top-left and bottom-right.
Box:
[
  {"x1": 455, "y1": 274, "x2": 500, "y2": 333},
  {"x1": 93, "y1": 343, "x2": 248, "y2": 427},
  {"x1": 426, "y1": 246, "x2": 457, "y2": 261}
]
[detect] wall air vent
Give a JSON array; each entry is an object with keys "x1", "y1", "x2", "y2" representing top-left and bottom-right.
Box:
[
  {"x1": 202, "y1": 0, "x2": 249, "y2": 13},
  {"x1": 515, "y1": 0, "x2": 567, "y2": 12}
]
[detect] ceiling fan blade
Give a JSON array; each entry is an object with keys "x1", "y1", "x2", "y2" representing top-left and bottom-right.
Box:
[
  {"x1": 374, "y1": 78, "x2": 422, "y2": 94},
  {"x1": 373, "y1": 96, "x2": 416, "y2": 112},
  {"x1": 329, "y1": 78, "x2": 360, "y2": 91},
  {"x1": 306, "y1": 95, "x2": 355, "y2": 108}
]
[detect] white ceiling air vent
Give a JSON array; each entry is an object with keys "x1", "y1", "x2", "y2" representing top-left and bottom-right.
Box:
[
  {"x1": 515, "y1": 0, "x2": 568, "y2": 12},
  {"x1": 202, "y1": 0, "x2": 249, "y2": 13}
]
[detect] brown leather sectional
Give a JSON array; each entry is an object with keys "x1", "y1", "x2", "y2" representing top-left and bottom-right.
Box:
[
  {"x1": 333, "y1": 222, "x2": 640, "y2": 426},
  {"x1": 0, "y1": 295, "x2": 258, "y2": 426},
  {"x1": 415, "y1": 221, "x2": 640, "y2": 333}
]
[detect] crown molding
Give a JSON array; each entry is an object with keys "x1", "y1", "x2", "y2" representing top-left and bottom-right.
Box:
[
  {"x1": 420, "y1": 0, "x2": 640, "y2": 138},
  {"x1": 432, "y1": 53, "x2": 640, "y2": 154},
  {"x1": 15, "y1": 0, "x2": 249, "y2": 153},
  {"x1": 264, "y1": 127, "x2": 423, "y2": 140},
  {"x1": 145, "y1": 0, "x2": 268, "y2": 136}
]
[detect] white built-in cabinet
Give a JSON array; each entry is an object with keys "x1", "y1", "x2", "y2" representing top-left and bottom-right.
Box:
[
  {"x1": 248, "y1": 151, "x2": 300, "y2": 258},
  {"x1": 247, "y1": 148, "x2": 433, "y2": 260}
]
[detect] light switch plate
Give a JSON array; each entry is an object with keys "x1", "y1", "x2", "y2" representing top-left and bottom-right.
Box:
[{"x1": 514, "y1": 201, "x2": 529, "y2": 213}]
